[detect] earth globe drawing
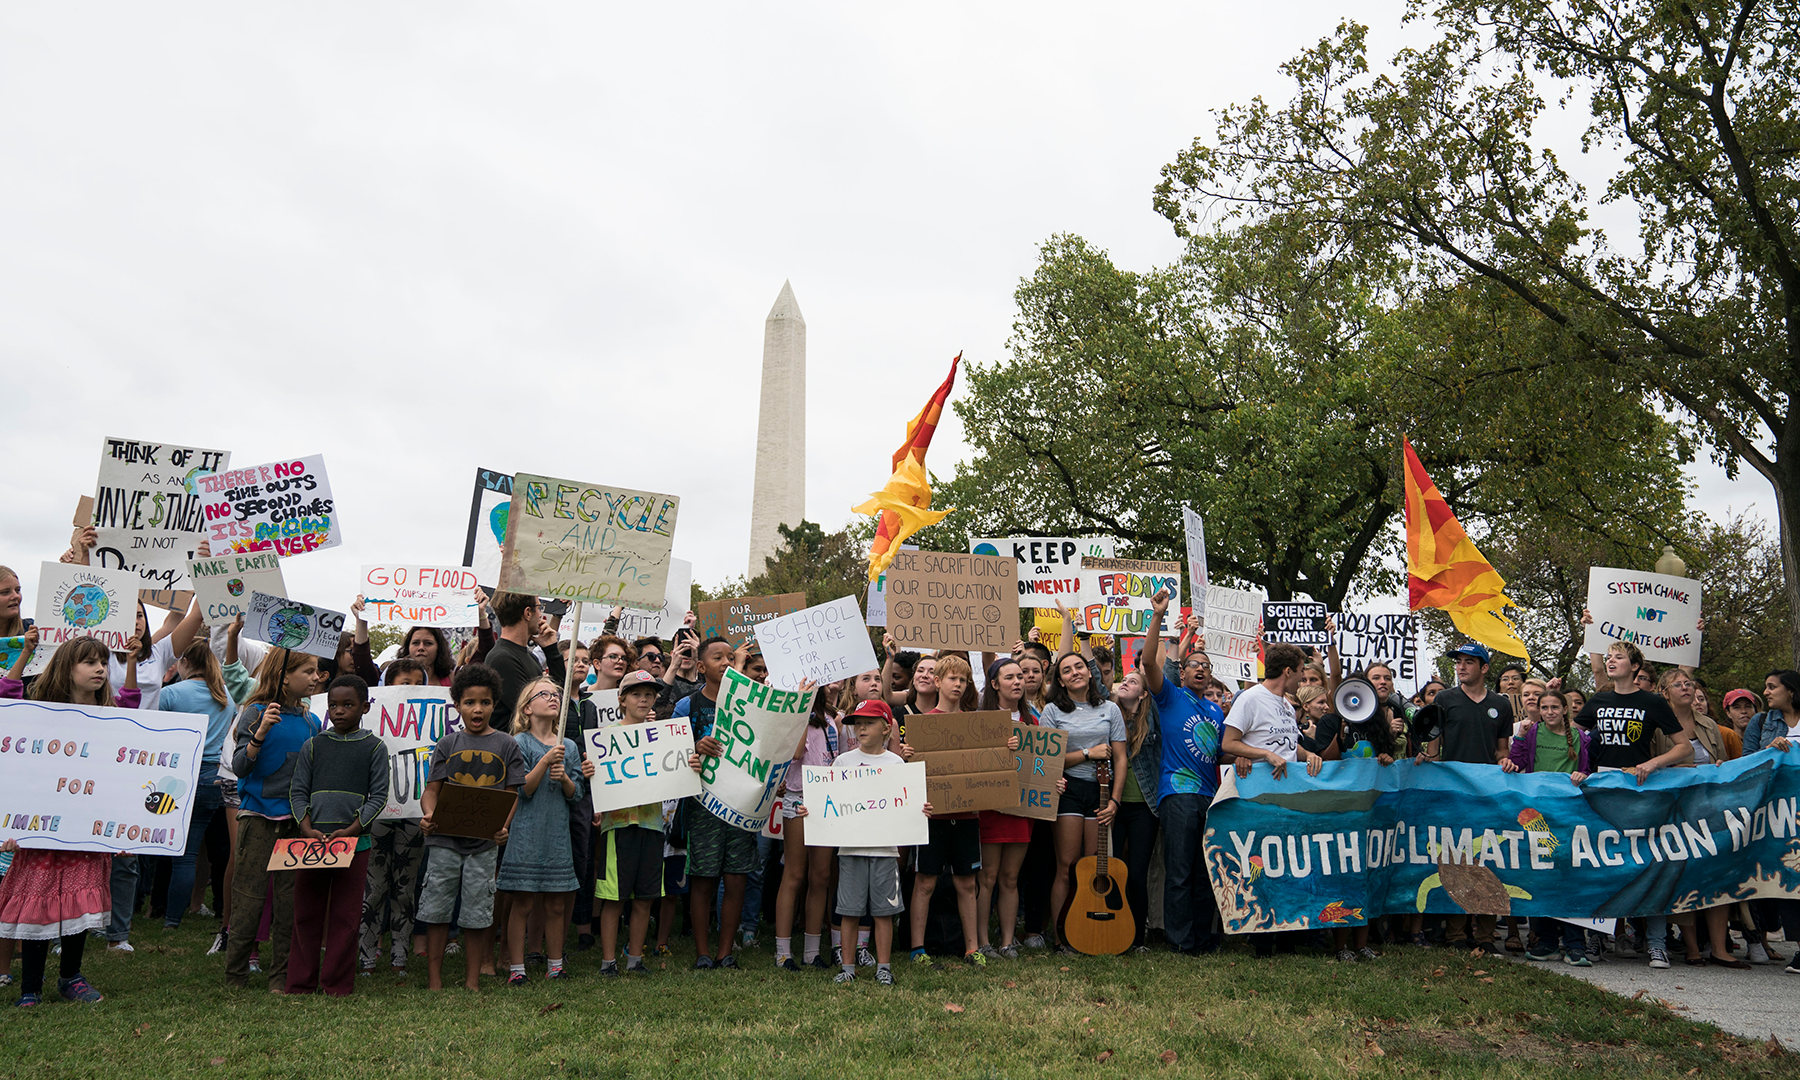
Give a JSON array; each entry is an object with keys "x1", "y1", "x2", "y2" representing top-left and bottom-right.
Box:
[
  {"x1": 972, "y1": 542, "x2": 1000, "y2": 557},
  {"x1": 61, "y1": 584, "x2": 112, "y2": 628},
  {"x1": 226, "y1": 578, "x2": 245, "y2": 597},
  {"x1": 267, "y1": 605, "x2": 316, "y2": 648}
]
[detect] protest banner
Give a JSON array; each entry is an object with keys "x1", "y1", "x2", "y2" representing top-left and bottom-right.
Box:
[
  {"x1": 1262, "y1": 601, "x2": 1330, "y2": 647},
  {"x1": 586, "y1": 718, "x2": 701, "y2": 813},
  {"x1": 696, "y1": 593, "x2": 805, "y2": 648},
  {"x1": 695, "y1": 667, "x2": 814, "y2": 832},
  {"x1": 245, "y1": 592, "x2": 345, "y2": 659},
  {"x1": 267, "y1": 836, "x2": 359, "y2": 870},
  {"x1": 188, "y1": 551, "x2": 286, "y2": 628},
  {"x1": 1203, "y1": 751, "x2": 1800, "y2": 933},
  {"x1": 906, "y1": 711, "x2": 1019, "y2": 814},
  {"x1": 1012, "y1": 721, "x2": 1065, "y2": 821},
  {"x1": 496, "y1": 473, "x2": 680, "y2": 608},
  {"x1": 885, "y1": 549, "x2": 1018, "y2": 651},
  {"x1": 613, "y1": 557, "x2": 691, "y2": 642},
  {"x1": 359, "y1": 564, "x2": 480, "y2": 628},
  {"x1": 305, "y1": 686, "x2": 457, "y2": 821},
  {"x1": 89, "y1": 436, "x2": 230, "y2": 596},
  {"x1": 801, "y1": 761, "x2": 929, "y2": 848},
  {"x1": 1032, "y1": 609, "x2": 1109, "y2": 654},
  {"x1": 970, "y1": 537, "x2": 1116, "y2": 609},
  {"x1": 34, "y1": 561, "x2": 140, "y2": 652},
  {"x1": 1206, "y1": 585, "x2": 1266, "y2": 682},
  {"x1": 1581, "y1": 566, "x2": 1703, "y2": 667},
  {"x1": 431, "y1": 784, "x2": 517, "y2": 841},
  {"x1": 1333, "y1": 612, "x2": 1420, "y2": 682},
  {"x1": 1182, "y1": 506, "x2": 1209, "y2": 618},
  {"x1": 1117, "y1": 631, "x2": 1182, "y2": 677},
  {"x1": 1074, "y1": 557, "x2": 1181, "y2": 636},
  {"x1": 194, "y1": 454, "x2": 339, "y2": 557},
  {"x1": 755, "y1": 595, "x2": 879, "y2": 692},
  {"x1": 462, "y1": 468, "x2": 514, "y2": 591},
  {"x1": 0, "y1": 699, "x2": 205, "y2": 854}
]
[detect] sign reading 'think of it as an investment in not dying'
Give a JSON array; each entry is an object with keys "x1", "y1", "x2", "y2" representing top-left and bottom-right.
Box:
[{"x1": 1581, "y1": 566, "x2": 1703, "y2": 667}]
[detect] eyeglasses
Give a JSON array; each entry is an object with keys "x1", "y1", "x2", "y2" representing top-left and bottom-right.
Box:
[
  {"x1": 640, "y1": 652, "x2": 665, "y2": 664},
  {"x1": 527, "y1": 689, "x2": 563, "y2": 706}
]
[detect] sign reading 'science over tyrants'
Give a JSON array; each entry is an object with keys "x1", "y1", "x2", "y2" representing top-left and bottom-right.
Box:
[{"x1": 497, "y1": 474, "x2": 680, "y2": 608}]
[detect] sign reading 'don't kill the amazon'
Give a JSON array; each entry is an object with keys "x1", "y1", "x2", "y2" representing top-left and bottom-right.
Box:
[{"x1": 885, "y1": 550, "x2": 1019, "y2": 651}]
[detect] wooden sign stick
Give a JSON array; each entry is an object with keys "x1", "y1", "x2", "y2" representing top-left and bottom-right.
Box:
[{"x1": 555, "y1": 600, "x2": 583, "y2": 743}]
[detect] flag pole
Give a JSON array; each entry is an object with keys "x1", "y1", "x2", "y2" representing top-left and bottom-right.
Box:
[{"x1": 555, "y1": 600, "x2": 583, "y2": 744}]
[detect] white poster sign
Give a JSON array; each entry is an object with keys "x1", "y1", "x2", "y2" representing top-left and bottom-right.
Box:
[
  {"x1": 0, "y1": 699, "x2": 205, "y2": 854},
  {"x1": 1581, "y1": 566, "x2": 1703, "y2": 667},
  {"x1": 613, "y1": 557, "x2": 692, "y2": 642},
  {"x1": 586, "y1": 718, "x2": 702, "y2": 813},
  {"x1": 1182, "y1": 505, "x2": 1208, "y2": 618},
  {"x1": 696, "y1": 668, "x2": 814, "y2": 832},
  {"x1": 193, "y1": 454, "x2": 341, "y2": 558},
  {"x1": 307, "y1": 686, "x2": 458, "y2": 821},
  {"x1": 188, "y1": 552, "x2": 286, "y2": 628},
  {"x1": 34, "y1": 562, "x2": 141, "y2": 653},
  {"x1": 1333, "y1": 612, "x2": 1420, "y2": 683},
  {"x1": 1074, "y1": 557, "x2": 1181, "y2": 635},
  {"x1": 800, "y1": 760, "x2": 928, "y2": 848},
  {"x1": 360, "y1": 564, "x2": 481, "y2": 628},
  {"x1": 90, "y1": 437, "x2": 231, "y2": 595},
  {"x1": 245, "y1": 592, "x2": 346, "y2": 659},
  {"x1": 864, "y1": 544, "x2": 916, "y2": 628},
  {"x1": 754, "y1": 596, "x2": 879, "y2": 692},
  {"x1": 1206, "y1": 584, "x2": 1266, "y2": 682},
  {"x1": 970, "y1": 536, "x2": 1117, "y2": 609}
]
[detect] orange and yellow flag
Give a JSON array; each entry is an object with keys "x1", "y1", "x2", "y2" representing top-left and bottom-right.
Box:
[
  {"x1": 855, "y1": 354, "x2": 960, "y2": 580},
  {"x1": 1403, "y1": 438, "x2": 1530, "y2": 661}
]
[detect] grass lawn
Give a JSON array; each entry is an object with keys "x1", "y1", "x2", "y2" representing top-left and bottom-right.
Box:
[{"x1": 3, "y1": 923, "x2": 1794, "y2": 1079}]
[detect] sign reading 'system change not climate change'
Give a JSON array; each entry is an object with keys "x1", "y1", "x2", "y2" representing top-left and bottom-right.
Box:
[
  {"x1": 1582, "y1": 566, "x2": 1703, "y2": 667},
  {"x1": 498, "y1": 473, "x2": 679, "y2": 609}
]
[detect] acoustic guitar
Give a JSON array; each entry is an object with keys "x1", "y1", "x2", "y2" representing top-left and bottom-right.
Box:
[{"x1": 1060, "y1": 758, "x2": 1134, "y2": 956}]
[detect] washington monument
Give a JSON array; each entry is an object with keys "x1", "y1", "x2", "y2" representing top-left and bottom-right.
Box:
[{"x1": 748, "y1": 281, "x2": 805, "y2": 577}]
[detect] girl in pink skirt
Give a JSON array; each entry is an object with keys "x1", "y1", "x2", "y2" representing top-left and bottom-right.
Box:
[{"x1": 0, "y1": 632, "x2": 143, "y2": 1006}]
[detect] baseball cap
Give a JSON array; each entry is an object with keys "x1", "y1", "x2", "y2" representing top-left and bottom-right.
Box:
[
  {"x1": 1723, "y1": 688, "x2": 1759, "y2": 710},
  {"x1": 848, "y1": 699, "x2": 894, "y2": 724},
  {"x1": 618, "y1": 670, "x2": 660, "y2": 696},
  {"x1": 1446, "y1": 642, "x2": 1491, "y2": 663}
]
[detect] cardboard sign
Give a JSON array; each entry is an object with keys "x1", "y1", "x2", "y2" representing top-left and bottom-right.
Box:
[
  {"x1": 138, "y1": 589, "x2": 194, "y2": 614},
  {"x1": 431, "y1": 783, "x2": 518, "y2": 841},
  {"x1": 462, "y1": 468, "x2": 513, "y2": 592},
  {"x1": 360, "y1": 564, "x2": 481, "y2": 628},
  {"x1": 1075, "y1": 557, "x2": 1181, "y2": 635},
  {"x1": 245, "y1": 592, "x2": 346, "y2": 659},
  {"x1": 754, "y1": 595, "x2": 879, "y2": 692},
  {"x1": 1206, "y1": 585, "x2": 1266, "y2": 682},
  {"x1": 34, "y1": 561, "x2": 141, "y2": 652},
  {"x1": 969, "y1": 536, "x2": 1116, "y2": 609},
  {"x1": 905, "y1": 711, "x2": 1018, "y2": 814},
  {"x1": 0, "y1": 699, "x2": 205, "y2": 854},
  {"x1": 613, "y1": 557, "x2": 691, "y2": 642},
  {"x1": 188, "y1": 551, "x2": 286, "y2": 627},
  {"x1": 801, "y1": 761, "x2": 929, "y2": 848},
  {"x1": 1262, "y1": 601, "x2": 1329, "y2": 647},
  {"x1": 194, "y1": 454, "x2": 339, "y2": 557},
  {"x1": 1582, "y1": 566, "x2": 1703, "y2": 667},
  {"x1": 863, "y1": 545, "x2": 916, "y2": 628},
  {"x1": 695, "y1": 668, "x2": 815, "y2": 832},
  {"x1": 585, "y1": 718, "x2": 701, "y2": 813},
  {"x1": 696, "y1": 593, "x2": 806, "y2": 648},
  {"x1": 306, "y1": 686, "x2": 459, "y2": 821},
  {"x1": 885, "y1": 550, "x2": 1019, "y2": 651},
  {"x1": 89, "y1": 436, "x2": 230, "y2": 595},
  {"x1": 496, "y1": 473, "x2": 680, "y2": 608},
  {"x1": 266, "y1": 836, "x2": 358, "y2": 870},
  {"x1": 1012, "y1": 721, "x2": 1066, "y2": 821},
  {"x1": 73, "y1": 496, "x2": 94, "y2": 528},
  {"x1": 1333, "y1": 612, "x2": 1420, "y2": 683},
  {"x1": 1182, "y1": 506, "x2": 1208, "y2": 619}
]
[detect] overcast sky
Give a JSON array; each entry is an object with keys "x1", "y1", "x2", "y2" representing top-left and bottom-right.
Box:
[{"x1": 2, "y1": 3, "x2": 1770, "y2": 619}]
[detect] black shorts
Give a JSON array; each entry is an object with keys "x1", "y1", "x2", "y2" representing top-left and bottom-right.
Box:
[
  {"x1": 917, "y1": 818, "x2": 982, "y2": 876},
  {"x1": 1057, "y1": 776, "x2": 1102, "y2": 819},
  {"x1": 597, "y1": 825, "x2": 665, "y2": 902}
]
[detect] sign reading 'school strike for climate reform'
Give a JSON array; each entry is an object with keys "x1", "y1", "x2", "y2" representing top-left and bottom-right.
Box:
[
  {"x1": 1581, "y1": 566, "x2": 1703, "y2": 668},
  {"x1": 696, "y1": 668, "x2": 815, "y2": 832},
  {"x1": 497, "y1": 473, "x2": 679, "y2": 609},
  {"x1": 0, "y1": 699, "x2": 205, "y2": 855},
  {"x1": 194, "y1": 455, "x2": 340, "y2": 557}
]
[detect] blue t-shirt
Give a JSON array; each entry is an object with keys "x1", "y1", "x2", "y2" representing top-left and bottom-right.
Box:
[
  {"x1": 672, "y1": 690, "x2": 718, "y2": 740},
  {"x1": 160, "y1": 678, "x2": 237, "y2": 765},
  {"x1": 1152, "y1": 678, "x2": 1223, "y2": 802}
]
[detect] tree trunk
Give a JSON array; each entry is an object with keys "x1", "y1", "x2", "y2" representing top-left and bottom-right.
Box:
[{"x1": 1774, "y1": 463, "x2": 1800, "y2": 668}]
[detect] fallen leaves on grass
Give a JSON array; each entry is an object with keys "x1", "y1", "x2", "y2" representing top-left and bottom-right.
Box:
[
  {"x1": 209, "y1": 1059, "x2": 225, "y2": 1066},
  {"x1": 1472, "y1": 970, "x2": 1488, "y2": 977},
  {"x1": 944, "y1": 1002, "x2": 964, "y2": 1014},
  {"x1": 1096, "y1": 1051, "x2": 1113, "y2": 1063},
  {"x1": 538, "y1": 1003, "x2": 563, "y2": 1016},
  {"x1": 1365, "y1": 1038, "x2": 1386, "y2": 1058},
  {"x1": 1479, "y1": 978, "x2": 1494, "y2": 985},
  {"x1": 1159, "y1": 1051, "x2": 1178, "y2": 1065},
  {"x1": 1005, "y1": 982, "x2": 1017, "y2": 989},
  {"x1": 1431, "y1": 968, "x2": 1445, "y2": 977}
]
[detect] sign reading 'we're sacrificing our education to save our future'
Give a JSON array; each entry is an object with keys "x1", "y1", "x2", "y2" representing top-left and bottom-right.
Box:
[
  {"x1": 498, "y1": 473, "x2": 680, "y2": 609},
  {"x1": 885, "y1": 550, "x2": 1019, "y2": 651},
  {"x1": 1581, "y1": 566, "x2": 1704, "y2": 667},
  {"x1": 0, "y1": 700, "x2": 206, "y2": 855}
]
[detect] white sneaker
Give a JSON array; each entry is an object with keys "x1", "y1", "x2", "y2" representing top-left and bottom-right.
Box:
[
  {"x1": 108, "y1": 941, "x2": 135, "y2": 954},
  {"x1": 1749, "y1": 942, "x2": 1773, "y2": 965},
  {"x1": 1647, "y1": 947, "x2": 1671, "y2": 969},
  {"x1": 197, "y1": 904, "x2": 215, "y2": 918}
]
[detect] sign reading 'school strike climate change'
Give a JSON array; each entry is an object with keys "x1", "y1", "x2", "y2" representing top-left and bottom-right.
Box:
[{"x1": 498, "y1": 473, "x2": 680, "y2": 609}]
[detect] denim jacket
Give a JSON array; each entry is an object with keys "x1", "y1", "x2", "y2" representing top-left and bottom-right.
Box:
[{"x1": 1743, "y1": 710, "x2": 1794, "y2": 754}]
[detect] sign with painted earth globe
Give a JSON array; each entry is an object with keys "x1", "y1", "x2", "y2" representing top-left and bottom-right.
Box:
[
  {"x1": 268, "y1": 605, "x2": 315, "y2": 648},
  {"x1": 62, "y1": 584, "x2": 112, "y2": 628}
]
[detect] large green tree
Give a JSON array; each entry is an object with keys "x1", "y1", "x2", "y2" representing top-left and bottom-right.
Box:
[{"x1": 1155, "y1": 0, "x2": 1800, "y2": 661}]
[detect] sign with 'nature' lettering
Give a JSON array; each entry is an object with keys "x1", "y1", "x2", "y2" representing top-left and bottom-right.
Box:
[
  {"x1": 885, "y1": 550, "x2": 1018, "y2": 651},
  {"x1": 498, "y1": 473, "x2": 679, "y2": 609},
  {"x1": 1581, "y1": 566, "x2": 1703, "y2": 667}
]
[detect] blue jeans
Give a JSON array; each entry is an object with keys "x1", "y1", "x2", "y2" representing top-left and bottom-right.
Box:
[
  {"x1": 1159, "y1": 793, "x2": 1217, "y2": 952},
  {"x1": 107, "y1": 856, "x2": 139, "y2": 942},
  {"x1": 164, "y1": 764, "x2": 223, "y2": 928}
]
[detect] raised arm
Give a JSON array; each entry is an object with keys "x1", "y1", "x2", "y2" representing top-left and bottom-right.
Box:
[{"x1": 1142, "y1": 590, "x2": 1172, "y2": 695}]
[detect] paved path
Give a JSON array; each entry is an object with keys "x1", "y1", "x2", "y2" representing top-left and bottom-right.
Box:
[{"x1": 1509, "y1": 948, "x2": 1798, "y2": 1047}]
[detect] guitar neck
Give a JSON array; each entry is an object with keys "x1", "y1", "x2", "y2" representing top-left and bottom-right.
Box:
[{"x1": 1096, "y1": 758, "x2": 1111, "y2": 875}]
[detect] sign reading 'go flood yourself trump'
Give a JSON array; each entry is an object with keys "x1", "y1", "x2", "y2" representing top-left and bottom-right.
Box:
[
  {"x1": 885, "y1": 550, "x2": 1019, "y2": 651},
  {"x1": 498, "y1": 473, "x2": 680, "y2": 609}
]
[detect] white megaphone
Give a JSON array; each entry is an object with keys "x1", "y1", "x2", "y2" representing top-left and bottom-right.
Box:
[{"x1": 1334, "y1": 676, "x2": 1379, "y2": 724}]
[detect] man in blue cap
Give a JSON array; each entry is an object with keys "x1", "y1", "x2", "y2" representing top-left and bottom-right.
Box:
[{"x1": 1413, "y1": 641, "x2": 1514, "y2": 954}]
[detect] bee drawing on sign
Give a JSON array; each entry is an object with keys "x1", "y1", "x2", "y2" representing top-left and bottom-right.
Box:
[{"x1": 143, "y1": 776, "x2": 187, "y2": 815}]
